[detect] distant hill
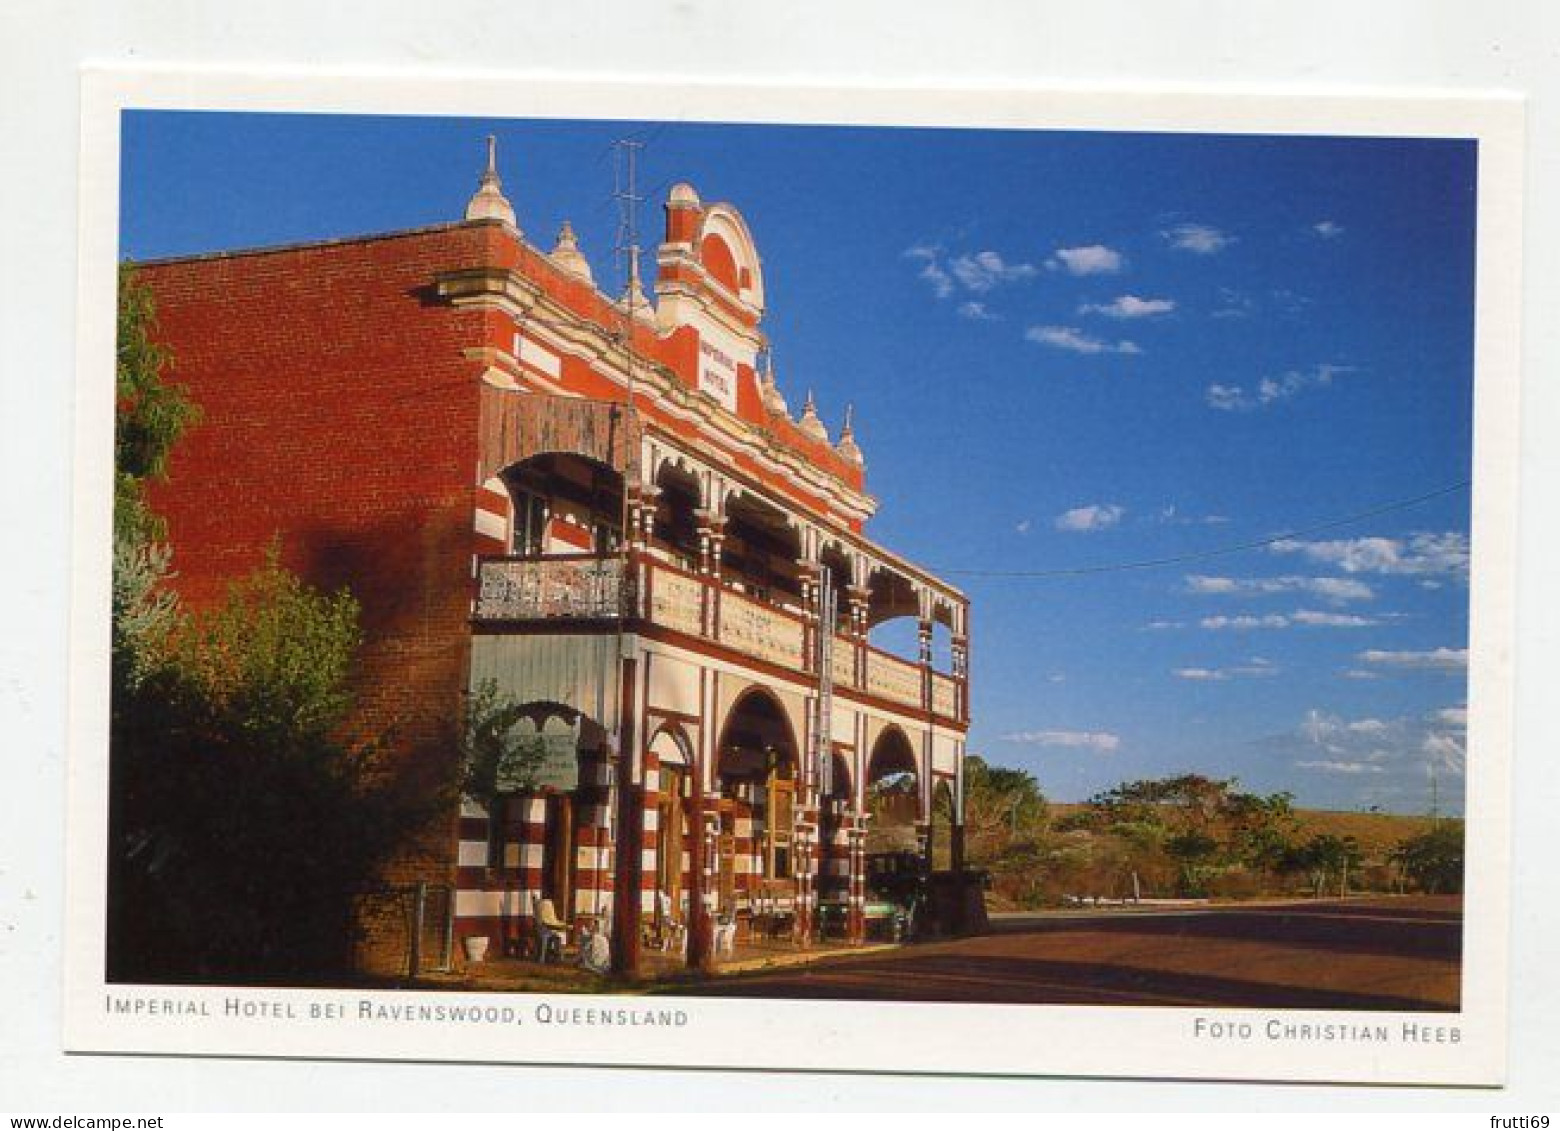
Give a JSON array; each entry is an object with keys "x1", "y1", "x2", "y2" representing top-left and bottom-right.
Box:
[
  {"x1": 1288, "y1": 809, "x2": 1440, "y2": 859},
  {"x1": 1048, "y1": 803, "x2": 1440, "y2": 863}
]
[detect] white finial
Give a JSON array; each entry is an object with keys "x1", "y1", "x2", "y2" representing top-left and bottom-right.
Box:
[
  {"x1": 620, "y1": 256, "x2": 652, "y2": 319},
  {"x1": 759, "y1": 358, "x2": 790, "y2": 418},
  {"x1": 465, "y1": 134, "x2": 518, "y2": 230},
  {"x1": 798, "y1": 390, "x2": 829, "y2": 443},
  {"x1": 836, "y1": 403, "x2": 863, "y2": 464},
  {"x1": 550, "y1": 220, "x2": 594, "y2": 283}
]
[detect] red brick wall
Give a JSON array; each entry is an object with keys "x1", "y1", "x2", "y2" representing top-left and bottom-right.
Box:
[{"x1": 137, "y1": 224, "x2": 509, "y2": 968}]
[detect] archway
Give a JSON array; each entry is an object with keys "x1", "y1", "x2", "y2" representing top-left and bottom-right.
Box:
[
  {"x1": 865, "y1": 725, "x2": 920, "y2": 855},
  {"x1": 500, "y1": 452, "x2": 624, "y2": 556},
  {"x1": 478, "y1": 699, "x2": 612, "y2": 951},
  {"x1": 930, "y1": 778, "x2": 958, "y2": 872},
  {"x1": 817, "y1": 750, "x2": 854, "y2": 926},
  {"x1": 647, "y1": 725, "x2": 695, "y2": 914},
  {"x1": 651, "y1": 461, "x2": 702, "y2": 571},
  {"x1": 714, "y1": 687, "x2": 801, "y2": 917},
  {"x1": 722, "y1": 492, "x2": 802, "y2": 608}
]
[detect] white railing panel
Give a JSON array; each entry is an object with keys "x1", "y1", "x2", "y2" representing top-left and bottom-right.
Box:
[
  {"x1": 866, "y1": 651, "x2": 923, "y2": 709},
  {"x1": 932, "y1": 673, "x2": 959, "y2": 719},
  {"x1": 650, "y1": 566, "x2": 705, "y2": 637},
  {"x1": 476, "y1": 557, "x2": 628, "y2": 620},
  {"x1": 718, "y1": 589, "x2": 805, "y2": 668}
]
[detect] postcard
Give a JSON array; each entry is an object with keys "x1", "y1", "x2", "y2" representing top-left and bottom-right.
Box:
[{"x1": 65, "y1": 66, "x2": 1522, "y2": 1084}]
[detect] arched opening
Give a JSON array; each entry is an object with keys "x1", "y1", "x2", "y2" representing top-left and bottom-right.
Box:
[
  {"x1": 865, "y1": 726, "x2": 920, "y2": 855},
  {"x1": 648, "y1": 726, "x2": 695, "y2": 915},
  {"x1": 864, "y1": 725, "x2": 924, "y2": 939},
  {"x1": 722, "y1": 492, "x2": 802, "y2": 610},
  {"x1": 864, "y1": 565, "x2": 922, "y2": 662},
  {"x1": 930, "y1": 603, "x2": 956, "y2": 673},
  {"x1": 651, "y1": 461, "x2": 702, "y2": 572},
  {"x1": 714, "y1": 687, "x2": 801, "y2": 920},
  {"x1": 818, "y1": 750, "x2": 854, "y2": 906},
  {"x1": 818, "y1": 542, "x2": 853, "y2": 635},
  {"x1": 930, "y1": 778, "x2": 958, "y2": 872},
  {"x1": 481, "y1": 701, "x2": 612, "y2": 949},
  {"x1": 501, "y1": 452, "x2": 624, "y2": 557}
]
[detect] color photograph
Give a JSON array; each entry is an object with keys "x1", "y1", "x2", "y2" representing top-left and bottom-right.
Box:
[{"x1": 72, "y1": 83, "x2": 1516, "y2": 1081}]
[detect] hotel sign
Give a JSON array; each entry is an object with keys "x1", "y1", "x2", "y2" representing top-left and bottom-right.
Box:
[
  {"x1": 497, "y1": 720, "x2": 580, "y2": 792},
  {"x1": 698, "y1": 335, "x2": 739, "y2": 413}
]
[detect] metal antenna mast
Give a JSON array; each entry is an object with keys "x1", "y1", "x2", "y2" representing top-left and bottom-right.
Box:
[{"x1": 608, "y1": 137, "x2": 645, "y2": 738}]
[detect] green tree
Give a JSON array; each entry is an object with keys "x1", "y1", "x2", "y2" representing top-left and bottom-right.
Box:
[
  {"x1": 959, "y1": 755, "x2": 1048, "y2": 865},
  {"x1": 107, "y1": 268, "x2": 434, "y2": 982},
  {"x1": 458, "y1": 678, "x2": 548, "y2": 817},
  {"x1": 1283, "y1": 833, "x2": 1364, "y2": 897},
  {"x1": 1391, "y1": 821, "x2": 1465, "y2": 894},
  {"x1": 1226, "y1": 790, "x2": 1299, "y2": 880},
  {"x1": 1165, "y1": 828, "x2": 1222, "y2": 896},
  {"x1": 114, "y1": 262, "x2": 199, "y2": 542},
  {"x1": 111, "y1": 553, "x2": 434, "y2": 981}
]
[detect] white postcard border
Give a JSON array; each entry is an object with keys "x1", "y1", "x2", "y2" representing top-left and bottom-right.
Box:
[{"x1": 66, "y1": 65, "x2": 1523, "y2": 1085}]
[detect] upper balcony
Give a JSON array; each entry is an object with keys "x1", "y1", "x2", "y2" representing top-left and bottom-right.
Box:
[
  {"x1": 470, "y1": 395, "x2": 967, "y2": 726},
  {"x1": 474, "y1": 552, "x2": 966, "y2": 725}
]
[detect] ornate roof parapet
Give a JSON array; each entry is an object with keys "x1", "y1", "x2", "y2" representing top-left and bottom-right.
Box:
[
  {"x1": 759, "y1": 357, "x2": 790, "y2": 418},
  {"x1": 549, "y1": 220, "x2": 594, "y2": 283},
  {"x1": 798, "y1": 391, "x2": 830, "y2": 444},
  {"x1": 835, "y1": 403, "x2": 864, "y2": 465},
  {"x1": 618, "y1": 256, "x2": 654, "y2": 321},
  {"x1": 465, "y1": 135, "x2": 519, "y2": 231}
]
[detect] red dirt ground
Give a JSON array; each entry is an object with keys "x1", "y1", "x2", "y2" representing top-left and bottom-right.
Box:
[{"x1": 674, "y1": 895, "x2": 1463, "y2": 1011}]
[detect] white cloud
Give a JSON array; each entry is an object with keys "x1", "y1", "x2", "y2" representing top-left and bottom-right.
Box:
[
  {"x1": 1205, "y1": 384, "x2": 1248, "y2": 411},
  {"x1": 1002, "y1": 729, "x2": 1121, "y2": 754},
  {"x1": 1290, "y1": 610, "x2": 1376, "y2": 627},
  {"x1": 1205, "y1": 365, "x2": 1347, "y2": 412},
  {"x1": 1423, "y1": 732, "x2": 1466, "y2": 774},
  {"x1": 1014, "y1": 518, "x2": 1032, "y2": 535},
  {"x1": 1356, "y1": 647, "x2": 1469, "y2": 671},
  {"x1": 1026, "y1": 325, "x2": 1142, "y2": 355},
  {"x1": 1200, "y1": 609, "x2": 1377, "y2": 630},
  {"x1": 1079, "y1": 294, "x2": 1176, "y2": 319},
  {"x1": 1174, "y1": 661, "x2": 1277, "y2": 682},
  {"x1": 1163, "y1": 223, "x2": 1234, "y2": 254},
  {"x1": 1144, "y1": 619, "x2": 1185, "y2": 631},
  {"x1": 950, "y1": 250, "x2": 1037, "y2": 292},
  {"x1": 1297, "y1": 760, "x2": 1384, "y2": 775},
  {"x1": 1313, "y1": 220, "x2": 1345, "y2": 239},
  {"x1": 1185, "y1": 574, "x2": 1376, "y2": 604},
  {"x1": 1270, "y1": 707, "x2": 1470, "y2": 799},
  {"x1": 903, "y1": 245, "x2": 953, "y2": 298},
  {"x1": 1047, "y1": 244, "x2": 1125, "y2": 276},
  {"x1": 1174, "y1": 667, "x2": 1227, "y2": 681},
  {"x1": 1436, "y1": 706, "x2": 1468, "y2": 728},
  {"x1": 1200, "y1": 614, "x2": 1291, "y2": 630},
  {"x1": 1055, "y1": 503, "x2": 1126, "y2": 533},
  {"x1": 1270, "y1": 532, "x2": 1470, "y2": 578},
  {"x1": 958, "y1": 301, "x2": 998, "y2": 321}
]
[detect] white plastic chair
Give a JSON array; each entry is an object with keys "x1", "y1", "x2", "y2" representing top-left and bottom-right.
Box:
[
  {"x1": 655, "y1": 890, "x2": 687, "y2": 953},
  {"x1": 533, "y1": 895, "x2": 568, "y2": 964}
]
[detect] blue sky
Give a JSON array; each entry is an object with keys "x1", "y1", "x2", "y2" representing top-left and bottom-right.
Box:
[{"x1": 122, "y1": 111, "x2": 1477, "y2": 814}]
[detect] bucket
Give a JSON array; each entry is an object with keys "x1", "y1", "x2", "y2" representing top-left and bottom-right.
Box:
[{"x1": 462, "y1": 935, "x2": 491, "y2": 965}]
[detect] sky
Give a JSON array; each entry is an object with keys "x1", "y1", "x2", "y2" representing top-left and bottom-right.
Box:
[{"x1": 121, "y1": 111, "x2": 1478, "y2": 815}]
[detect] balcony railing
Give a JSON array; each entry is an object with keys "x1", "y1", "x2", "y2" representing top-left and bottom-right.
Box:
[
  {"x1": 931, "y1": 672, "x2": 959, "y2": 719},
  {"x1": 475, "y1": 556, "x2": 633, "y2": 621},
  {"x1": 718, "y1": 587, "x2": 807, "y2": 669},
  {"x1": 474, "y1": 554, "x2": 965, "y2": 721},
  {"x1": 865, "y1": 648, "x2": 924, "y2": 711}
]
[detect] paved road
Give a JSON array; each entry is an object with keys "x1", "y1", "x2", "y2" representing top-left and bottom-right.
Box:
[{"x1": 676, "y1": 896, "x2": 1462, "y2": 1011}]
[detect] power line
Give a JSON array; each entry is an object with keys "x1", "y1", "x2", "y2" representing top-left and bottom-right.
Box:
[{"x1": 930, "y1": 480, "x2": 1471, "y2": 580}]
